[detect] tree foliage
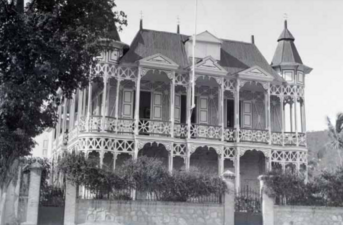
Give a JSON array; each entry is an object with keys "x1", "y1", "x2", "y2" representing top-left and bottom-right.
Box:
[
  {"x1": 0, "y1": 0, "x2": 127, "y2": 186},
  {"x1": 327, "y1": 113, "x2": 343, "y2": 167}
]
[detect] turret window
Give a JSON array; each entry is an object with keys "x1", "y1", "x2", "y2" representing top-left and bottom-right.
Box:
[
  {"x1": 297, "y1": 71, "x2": 304, "y2": 83},
  {"x1": 283, "y1": 70, "x2": 294, "y2": 82}
]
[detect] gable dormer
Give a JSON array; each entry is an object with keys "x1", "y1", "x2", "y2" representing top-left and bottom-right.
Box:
[{"x1": 186, "y1": 31, "x2": 222, "y2": 61}]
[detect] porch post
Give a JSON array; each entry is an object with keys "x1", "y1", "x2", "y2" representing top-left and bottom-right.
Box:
[
  {"x1": 168, "y1": 149, "x2": 174, "y2": 174},
  {"x1": 86, "y1": 82, "x2": 93, "y2": 131},
  {"x1": 186, "y1": 81, "x2": 191, "y2": 139},
  {"x1": 134, "y1": 67, "x2": 141, "y2": 135},
  {"x1": 56, "y1": 101, "x2": 62, "y2": 140},
  {"x1": 235, "y1": 79, "x2": 240, "y2": 142},
  {"x1": 280, "y1": 95, "x2": 285, "y2": 146},
  {"x1": 267, "y1": 85, "x2": 271, "y2": 145},
  {"x1": 219, "y1": 79, "x2": 225, "y2": 141},
  {"x1": 301, "y1": 98, "x2": 307, "y2": 134},
  {"x1": 114, "y1": 78, "x2": 121, "y2": 133},
  {"x1": 185, "y1": 143, "x2": 191, "y2": 171},
  {"x1": 82, "y1": 88, "x2": 87, "y2": 117},
  {"x1": 77, "y1": 89, "x2": 83, "y2": 127},
  {"x1": 113, "y1": 153, "x2": 117, "y2": 171},
  {"x1": 290, "y1": 102, "x2": 293, "y2": 132},
  {"x1": 69, "y1": 93, "x2": 76, "y2": 131},
  {"x1": 294, "y1": 94, "x2": 299, "y2": 146},
  {"x1": 62, "y1": 98, "x2": 68, "y2": 133},
  {"x1": 99, "y1": 151, "x2": 104, "y2": 169},
  {"x1": 101, "y1": 72, "x2": 108, "y2": 131},
  {"x1": 218, "y1": 147, "x2": 224, "y2": 176},
  {"x1": 170, "y1": 74, "x2": 175, "y2": 138},
  {"x1": 235, "y1": 147, "x2": 240, "y2": 193}
]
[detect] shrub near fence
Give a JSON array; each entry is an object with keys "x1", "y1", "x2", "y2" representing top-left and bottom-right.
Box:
[
  {"x1": 58, "y1": 153, "x2": 226, "y2": 204},
  {"x1": 264, "y1": 169, "x2": 343, "y2": 207}
]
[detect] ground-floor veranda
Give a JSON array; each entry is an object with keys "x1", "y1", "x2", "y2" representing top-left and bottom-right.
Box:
[{"x1": 55, "y1": 135, "x2": 307, "y2": 193}]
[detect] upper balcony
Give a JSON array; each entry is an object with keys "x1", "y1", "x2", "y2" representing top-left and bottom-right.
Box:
[{"x1": 52, "y1": 53, "x2": 307, "y2": 154}]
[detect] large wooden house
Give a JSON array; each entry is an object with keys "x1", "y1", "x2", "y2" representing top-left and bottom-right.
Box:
[{"x1": 51, "y1": 20, "x2": 312, "y2": 192}]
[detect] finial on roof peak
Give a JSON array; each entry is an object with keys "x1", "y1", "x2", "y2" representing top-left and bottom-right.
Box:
[
  {"x1": 251, "y1": 35, "x2": 255, "y2": 44},
  {"x1": 140, "y1": 11, "x2": 143, "y2": 30},
  {"x1": 284, "y1": 20, "x2": 288, "y2": 29},
  {"x1": 177, "y1": 16, "x2": 180, "y2": 34}
]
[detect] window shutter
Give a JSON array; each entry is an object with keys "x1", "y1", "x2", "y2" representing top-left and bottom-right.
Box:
[
  {"x1": 121, "y1": 89, "x2": 134, "y2": 118},
  {"x1": 198, "y1": 97, "x2": 208, "y2": 124},
  {"x1": 152, "y1": 92, "x2": 163, "y2": 120},
  {"x1": 242, "y1": 101, "x2": 252, "y2": 128},
  {"x1": 174, "y1": 95, "x2": 181, "y2": 123}
]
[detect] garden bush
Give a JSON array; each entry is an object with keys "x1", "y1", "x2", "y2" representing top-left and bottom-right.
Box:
[
  {"x1": 264, "y1": 169, "x2": 343, "y2": 206},
  {"x1": 57, "y1": 153, "x2": 226, "y2": 202}
]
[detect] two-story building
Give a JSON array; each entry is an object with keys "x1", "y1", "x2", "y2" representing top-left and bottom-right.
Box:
[{"x1": 51, "y1": 20, "x2": 312, "y2": 192}]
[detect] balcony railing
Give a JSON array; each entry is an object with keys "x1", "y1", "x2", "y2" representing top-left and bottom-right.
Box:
[
  {"x1": 138, "y1": 119, "x2": 171, "y2": 136},
  {"x1": 190, "y1": 124, "x2": 222, "y2": 140},
  {"x1": 174, "y1": 123, "x2": 187, "y2": 138},
  {"x1": 70, "y1": 116, "x2": 308, "y2": 147},
  {"x1": 239, "y1": 128, "x2": 269, "y2": 144},
  {"x1": 271, "y1": 132, "x2": 283, "y2": 146},
  {"x1": 224, "y1": 127, "x2": 236, "y2": 142}
]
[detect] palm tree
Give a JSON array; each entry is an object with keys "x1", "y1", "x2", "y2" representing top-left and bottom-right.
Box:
[{"x1": 327, "y1": 113, "x2": 343, "y2": 167}]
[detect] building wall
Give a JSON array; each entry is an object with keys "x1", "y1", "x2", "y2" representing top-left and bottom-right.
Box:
[
  {"x1": 274, "y1": 205, "x2": 343, "y2": 225},
  {"x1": 76, "y1": 200, "x2": 224, "y2": 225}
]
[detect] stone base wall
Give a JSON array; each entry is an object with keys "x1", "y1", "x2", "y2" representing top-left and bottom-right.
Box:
[
  {"x1": 76, "y1": 199, "x2": 224, "y2": 225},
  {"x1": 274, "y1": 205, "x2": 343, "y2": 225}
]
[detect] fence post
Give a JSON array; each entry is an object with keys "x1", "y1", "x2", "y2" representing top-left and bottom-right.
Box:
[
  {"x1": 22, "y1": 162, "x2": 43, "y2": 225},
  {"x1": 258, "y1": 175, "x2": 274, "y2": 225},
  {"x1": 64, "y1": 181, "x2": 77, "y2": 225},
  {"x1": 222, "y1": 170, "x2": 235, "y2": 225}
]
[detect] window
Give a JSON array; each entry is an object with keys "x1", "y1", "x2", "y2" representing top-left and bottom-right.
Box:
[
  {"x1": 298, "y1": 71, "x2": 304, "y2": 83},
  {"x1": 283, "y1": 70, "x2": 294, "y2": 82}
]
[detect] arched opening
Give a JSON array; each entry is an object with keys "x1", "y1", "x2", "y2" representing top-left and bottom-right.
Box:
[
  {"x1": 103, "y1": 152, "x2": 114, "y2": 171},
  {"x1": 173, "y1": 156, "x2": 185, "y2": 172},
  {"x1": 115, "y1": 153, "x2": 132, "y2": 170},
  {"x1": 190, "y1": 147, "x2": 218, "y2": 175},
  {"x1": 224, "y1": 159, "x2": 234, "y2": 173},
  {"x1": 88, "y1": 151, "x2": 100, "y2": 167},
  {"x1": 240, "y1": 150, "x2": 266, "y2": 192},
  {"x1": 138, "y1": 142, "x2": 169, "y2": 168}
]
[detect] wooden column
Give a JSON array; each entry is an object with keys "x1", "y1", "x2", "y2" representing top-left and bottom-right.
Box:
[
  {"x1": 170, "y1": 74, "x2": 175, "y2": 138},
  {"x1": 186, "y1": 80, "x2": 192, "y2": 139},
  {"x1": 219, "y1": 80, "x2": 225, "y2": 141},
  {"x1": 218, "y1": 148, "x2": 224, "y2": 176},
  {"x1": 294, "y1": 94, "x2": 299, "y2": 146},
  {"x1": 56, "y1": 101, "x2": 62, "y2": 140},
  {"x1": 101, "y1": 73, "x2": 108, "y2": 131},
  {"x1": 82, "y1": 89, "x2": 87, "y2": 117},
  {"x1": 62, "y1": 98, "x2": 68, "y2": 133},
  {"x1": 134, "y1": 68, "x2": 141, "y2": 135},
  {"x1": 168, "y1": 150, "x2": 174, "y2": 174},
  {"x1": 69, "y1": 93, "x2": 76, "y2": 131},
  {"x1": 77, "y1": 89, "x2": 83, "y2": 127},
  {"x1": 290, "y1": 102, "x2": 293, "y2": 132},
  {"x1": 267, "y1": 86, "x2": 271, "y2": 145},
  {"x1": 280, "y1": 95, "x2": 285, "y2": 146},
  {"x1": 235, "y1": 80, "x2": 240, "y2": 142},
  {"x1": 301, "y1": 98, "x2": 306, "y2": 133},
  {"x1": 114, "y1": 78, "x2": 121, "y2": 133},
  {"x1": 235, "y1": 147, "x2": 240, "y2": 193},
  {"x1": 86, "y1": 82, "x2": 93, "y2": 131}
]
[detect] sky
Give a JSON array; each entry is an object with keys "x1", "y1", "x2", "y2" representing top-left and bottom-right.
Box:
[
  {"x1": 116, "y1": 0, "x2": 343, "y2": 132},
  {"x1": 32, "y1": 0, "x2": 343, "y2": 156}
]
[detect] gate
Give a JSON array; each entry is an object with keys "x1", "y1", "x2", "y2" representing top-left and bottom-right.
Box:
[
  {"x1": 234, "y1": 186, "x2": 262, "y2": 225},
  {"x1": 38, "y1": 184, "x2": 65, "y2": 225}
]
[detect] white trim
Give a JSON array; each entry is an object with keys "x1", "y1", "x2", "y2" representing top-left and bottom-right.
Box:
[
  {"x1": 238, "y1": 66, "x2": 274, "y2": 82},
  {"x1": 139, "y1": 53, "x2": 179, "y2": 70}
]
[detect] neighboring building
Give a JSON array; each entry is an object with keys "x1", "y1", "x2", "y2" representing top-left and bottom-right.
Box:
[
  {"x1": 32, "y1": 128, "x2": 54, "y2": 158},
  {"x1": 51, "y1": 20, "x2": 312, "y2": 192}
]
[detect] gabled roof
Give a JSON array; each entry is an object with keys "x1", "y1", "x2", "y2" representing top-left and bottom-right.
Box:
[
  {"x1": 120, "y1": 29, "x2": 283, "y2": 82},
  {"x1": 189, "y1": 31, "x2": 223, "y2": 44}
]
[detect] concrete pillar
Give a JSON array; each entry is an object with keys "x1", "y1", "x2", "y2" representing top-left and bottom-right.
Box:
[
  {"x1": 22, "y1": 162, "x2": 43, "y2": 225},
  {"x1": 64, "y1": 181, "x2": 77, "y2": 225},
  {"x1": 222, "y1": 170, "x2": 235, "y2": 225},
  {"x1": 258, "y1": 175, "x2": 274, "y2": 225}
]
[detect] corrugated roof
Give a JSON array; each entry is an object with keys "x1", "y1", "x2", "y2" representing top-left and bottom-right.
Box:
[{"x1": 120, "y1": 29, "x2": 282, "y2": 81}]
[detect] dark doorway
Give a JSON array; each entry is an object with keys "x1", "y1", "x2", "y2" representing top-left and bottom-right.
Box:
[
  {"x1": 180, "y1": 95, "x2": 197, "y2": 124},
  {"x1": 226, "y1": 99, "x2": 234, "y2": 128},
  {"x1": 139, "y1": 91, "x2": 151, "y2": 119}
]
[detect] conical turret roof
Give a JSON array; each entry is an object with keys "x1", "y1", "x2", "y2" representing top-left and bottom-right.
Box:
[{"x1": 271, "y1": 20, "x2": 303, "y2": 66}]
